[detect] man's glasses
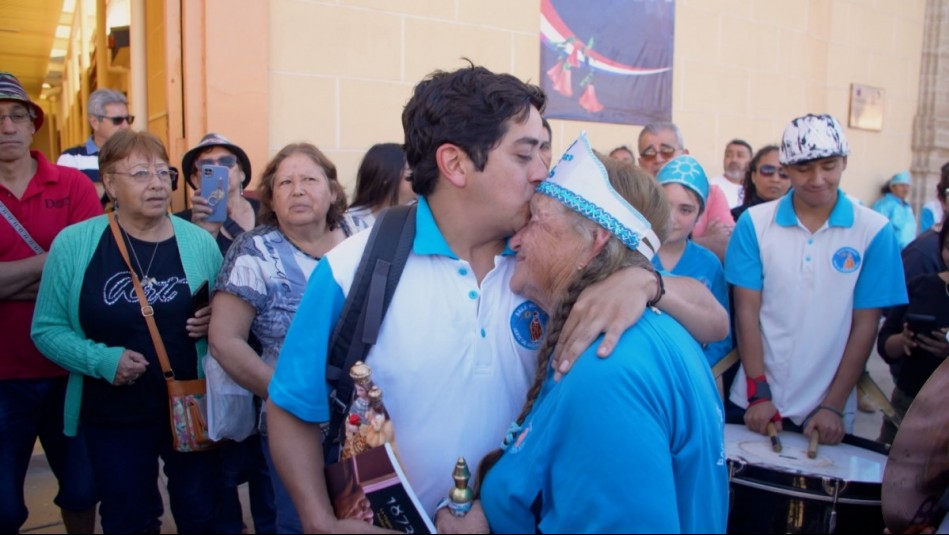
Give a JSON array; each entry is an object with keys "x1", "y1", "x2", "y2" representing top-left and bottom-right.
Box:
[
  {"x1": 0, "y1": 111, "x2": 32, "y2": 125},
  {"x1": 196, "y1": 155, "x2": 238, "y2": 170},
  {"x1": 111, "y1": 167, "x2": 179, "y2": 184},
  {"x1": 758, "y1": 164, "x2": 789, "y2": 179},
  {"x1": 639, "y1": 144, "x2": 679, "y2": 160},
  {"x1": 98, "y1": 115, "x2": 135, "y2": 126}
]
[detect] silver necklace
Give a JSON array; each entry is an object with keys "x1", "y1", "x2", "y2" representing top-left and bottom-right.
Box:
[{"x1": 120, "y1": 224, "x2": 160, "y2": 288}]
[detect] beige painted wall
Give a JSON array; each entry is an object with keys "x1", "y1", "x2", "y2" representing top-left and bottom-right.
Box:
[{"x1": 268, "y1": 0, "x2": 926, "y2": 205}]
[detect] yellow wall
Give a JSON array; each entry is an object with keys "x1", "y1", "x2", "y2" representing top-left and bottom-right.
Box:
[
  {"x1": 181, "y1": 0, "x2": 269, "y2": 194},
  {"x1": 267, "y1": 0, "x2": 926, "y2": 205}
]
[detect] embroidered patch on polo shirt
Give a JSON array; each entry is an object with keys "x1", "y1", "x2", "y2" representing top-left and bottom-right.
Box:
[
  {"x1": 512, "y1": 423, "x2": 532, "y2": 453},
  {"x1": 831, "y1": 246, "x2": 861, "y2": 273},
  {"x1": 511, "y1": 301, "x2": 548, "y2": 350}
]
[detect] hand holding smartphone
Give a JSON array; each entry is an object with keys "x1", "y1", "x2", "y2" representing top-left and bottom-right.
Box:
[
  {"x1": 905, "y1": 313, "x2": 940, "y2": 339},
  {"x1": 200, "y1": 164, "x2": 229, "y2": 223}
]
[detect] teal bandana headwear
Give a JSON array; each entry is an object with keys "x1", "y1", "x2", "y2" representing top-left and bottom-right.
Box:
[{"x1": 656, "y1": 155, "x2": 709, "y2": 210}]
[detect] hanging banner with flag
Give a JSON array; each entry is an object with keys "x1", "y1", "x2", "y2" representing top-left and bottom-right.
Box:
[{"x1": 541, "y1": 0, "x2": 675, "y2": 125}]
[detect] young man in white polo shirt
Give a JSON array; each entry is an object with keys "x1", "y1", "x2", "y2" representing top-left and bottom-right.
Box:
[
  {"x1": 264, "y1": 65, "x2": 729, "y2": 532},
  {"x1": 725, "y1": 114, "x2": 907, "y2": 445}
]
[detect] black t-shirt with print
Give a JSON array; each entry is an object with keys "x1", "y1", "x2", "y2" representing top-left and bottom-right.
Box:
[{"x1": 79, "y1": 227, "x2": 200, "y2": 425}]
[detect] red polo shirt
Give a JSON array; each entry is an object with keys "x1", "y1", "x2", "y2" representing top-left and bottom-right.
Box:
[{"x1": 1, "y1": 150, "x2": 102, "y2": 379}]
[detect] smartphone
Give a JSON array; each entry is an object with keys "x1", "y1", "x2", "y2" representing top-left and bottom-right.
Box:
[
  {"x1": 191, "y1": 281, "x2": 210, "y2": 315},
  {"x1": 905, "y1": 313, "x2": 940, "y2": 338},
  {"x1": 200, "y1": 164, "x2": 229, "y2": 223}
]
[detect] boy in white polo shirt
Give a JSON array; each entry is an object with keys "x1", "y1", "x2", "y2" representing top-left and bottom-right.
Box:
[{"x1": 726, "y1": 114, "x2": 907, "y2": 445}]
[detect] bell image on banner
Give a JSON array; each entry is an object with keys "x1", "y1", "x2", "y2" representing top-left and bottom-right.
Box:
[{"x1": 540, "y1": 0, "x2": 675, "y2": 125}]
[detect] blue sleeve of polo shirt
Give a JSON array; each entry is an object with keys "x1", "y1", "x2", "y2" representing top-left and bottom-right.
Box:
[
  {"x1": 724, "y1": 212, "x2": 762, "y2": 290},
  {"x1": 854, "y1": 224, "x2": 909, "y2": 309},
  {"x1": 704, "y1": 265, "x2": 732, "y2": 367},
  {"x1": 920, "y1": 207, "x2": 935, "y2": 233},
  {"x1": 872, "y1": 197, "x2": 893, "y2": 219},
  {"x1": 268, "y1": 257, "x2": 345, "y2": 423}
]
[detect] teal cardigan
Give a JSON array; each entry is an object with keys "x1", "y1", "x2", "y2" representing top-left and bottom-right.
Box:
[{"x1": 31, "y1": 214, "x2": 223, "y2": 436}]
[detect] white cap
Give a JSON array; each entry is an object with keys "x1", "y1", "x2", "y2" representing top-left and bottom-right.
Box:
[
  {"x1": 537, "y1": 132, "x2": 660, "y2": 260},
  {"x1": 779, "y1": 114, "x2": 850, "y2": 165}
]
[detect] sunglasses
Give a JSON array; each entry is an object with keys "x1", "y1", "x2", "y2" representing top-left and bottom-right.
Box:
[
  {"x1": 758, "y1": 164, "x2": 789, "y2": 179},
  {"x1": 639, "y1": 144, "x2": 679, "y2": 160},
  {"x1": 98, "y1": 115, "x2": 135, "y2": 126},
  {"x1": 196, "y1": 155, "x2": 238, "y2": 170}
]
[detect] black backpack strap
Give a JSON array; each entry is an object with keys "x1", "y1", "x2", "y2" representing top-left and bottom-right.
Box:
[{"x1": 324, "y1": 204, "x2": 417, "y2": 453}]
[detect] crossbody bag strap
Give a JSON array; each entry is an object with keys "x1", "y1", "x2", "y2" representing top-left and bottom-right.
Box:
[
  {"x1": 108, "y1": 213, "x2": 176, "y2": 380},
  {"x1": 0, "y1": 198, "x2": 44, "y2": 254}
]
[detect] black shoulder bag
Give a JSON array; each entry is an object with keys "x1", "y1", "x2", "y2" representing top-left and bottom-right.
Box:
[{"x1": 323, "y1": 203, "x2": 417, "y2": 461}]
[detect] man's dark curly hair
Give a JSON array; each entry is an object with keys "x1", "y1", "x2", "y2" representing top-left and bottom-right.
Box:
[{"x1": 402, "y1": 63, "x2": 546, "y2": 197}]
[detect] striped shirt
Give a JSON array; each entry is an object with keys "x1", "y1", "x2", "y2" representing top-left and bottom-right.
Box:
[{"x1": 56, "y1": 137, "x2": 101, "y2": 183}]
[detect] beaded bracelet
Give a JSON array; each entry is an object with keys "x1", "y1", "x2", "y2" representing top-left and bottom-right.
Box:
[
  {"x1": 803, "y1": 404, "x2": 844, "y2": 428},
  {"x1": 816, "y1": 405, "x2": 844, "y2": 418}
]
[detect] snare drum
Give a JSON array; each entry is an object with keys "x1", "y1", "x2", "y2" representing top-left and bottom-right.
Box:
[{"x1": 725, "y1": 424, "x2": 888, "y2": 534}]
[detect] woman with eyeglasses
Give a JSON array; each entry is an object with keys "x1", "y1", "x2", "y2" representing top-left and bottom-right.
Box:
[
  {"x1": 731, "y1": 145, "x2": 790, "y2": 222},
  {"x1": 208, "y1": 143, "x2": 354, "y2": 533},
  {"x1": 32, "y1": 130, "x2": 223, "y2": 533}
]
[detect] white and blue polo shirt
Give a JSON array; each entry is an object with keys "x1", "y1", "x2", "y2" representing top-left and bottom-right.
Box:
[
  {"x1": 725, "y1": 190, "x2": 906, "y2": 427},
  {"x1": 270, "y1": 197, "x2": 541, "y2": 516}
]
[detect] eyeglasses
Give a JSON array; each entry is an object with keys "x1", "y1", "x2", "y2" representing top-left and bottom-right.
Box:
[
  {"x1": 98, "y1": 115, "x2": 135, "y2": 126},
  {"x1": 639, "y1": 144, "x2": 679, "y2": 160},
  {"x1": 196, "y1": 155, "x2": 238, "y2": 169},
  {"x1": 0, "y1": 111, "x2": 31, "y2": 125},
  {"x1": 758, "y1": 164, "x2": 789, "y2": 179},
  {"x1": 111, "y1": 167, "x2": 179, "y2": 184}
]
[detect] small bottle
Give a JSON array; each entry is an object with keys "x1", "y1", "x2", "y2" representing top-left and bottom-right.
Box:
[{"x1": 447, "y1": 457, "x2": 473, "y2": 517}]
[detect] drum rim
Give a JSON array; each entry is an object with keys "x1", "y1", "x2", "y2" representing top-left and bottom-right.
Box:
[{"x1": 728, "y1": 459, "x2": 882, "y2": 503}]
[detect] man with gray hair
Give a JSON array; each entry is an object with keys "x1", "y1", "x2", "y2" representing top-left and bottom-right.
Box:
[
  {"x1": 57, "y1": 88, "x2": 133, "y2": 202},
  {"x1": 638, "y1": 121, "x2": 735, "y2": 259}
]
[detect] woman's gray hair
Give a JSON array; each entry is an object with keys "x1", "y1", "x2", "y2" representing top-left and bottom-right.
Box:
[{"x1": 87, "y1": 89, "x2": 128, "y2": 117}]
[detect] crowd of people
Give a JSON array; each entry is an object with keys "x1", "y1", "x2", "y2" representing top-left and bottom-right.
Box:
[{"x1": 1, "y1": 58, "x2": 946, "y2": 535}]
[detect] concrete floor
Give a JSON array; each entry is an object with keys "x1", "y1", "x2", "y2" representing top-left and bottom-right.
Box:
[{"x1": 20, "y1": 353, "x2": 897, "y2": 533}]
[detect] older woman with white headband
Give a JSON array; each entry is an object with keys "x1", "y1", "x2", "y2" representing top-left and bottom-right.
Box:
[{"x1": 438, "y1": 134, "x2": 728, "y2": 534}]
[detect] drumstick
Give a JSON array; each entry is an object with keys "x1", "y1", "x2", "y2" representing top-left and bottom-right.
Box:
[
  {"x1": 767, "y1": 422, "x2": 782, "y2": 453},
  {"x1": 808, "y1": 430, "x2": 819, "y2": 459}
]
